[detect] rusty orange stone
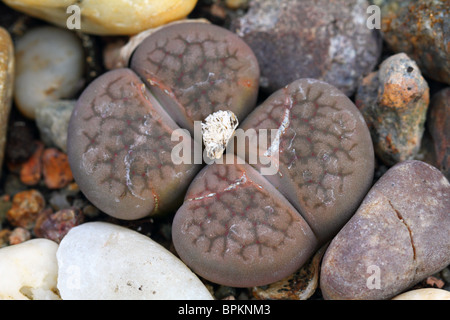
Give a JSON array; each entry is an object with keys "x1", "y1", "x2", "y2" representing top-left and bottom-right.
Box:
[
  {"x1": 6, "y1": 189, "x2": 45, "y2": 228},
  {"x1": 42, "y1": 148, "x2": 74, "y2": 189},
  {"x1": 19, "y1": 141, "x2": 44, "y2": 186}
]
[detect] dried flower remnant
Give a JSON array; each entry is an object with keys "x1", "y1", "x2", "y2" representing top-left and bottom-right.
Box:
[{"x1": 202, "y1": 110, "x2": 239, "y2": 160}]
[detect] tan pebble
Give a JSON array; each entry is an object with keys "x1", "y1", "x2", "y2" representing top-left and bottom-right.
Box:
[
  {"x1": 392, "y1": 288, "x2": 450, "y2": 300},
  {"x1": 0, "y1": 27, "x2": 14, "y2": 179},
  {"x1": 2, "y1": 0, "x2": 198, "y2": 35}
]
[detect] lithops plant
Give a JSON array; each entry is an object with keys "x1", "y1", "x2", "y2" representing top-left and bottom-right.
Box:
[
  {"x1": 172, "y1": 79, "x2": 375, "y2": 286},
  {"x1": 68, "y1": 22, "x2": 374, "y2": 287},
  {"x1": 67, "y1": 22, "x2": 260, "y2": 220}
]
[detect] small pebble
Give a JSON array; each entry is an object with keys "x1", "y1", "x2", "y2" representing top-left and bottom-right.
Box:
[
  {"x1": 19, "y1": 141, "x2": 44, "y2": 186},
  {"x1": 2, "y1": 0, "x2": 199, "y2": 35},
  {"x1": 427, "y1": 88, "x2": 449, "y2": 179},
  {"x1": 14, "y1": 26, "x2": 84, "y2": 119},
  {"x1": 34, "y1": 207, "x2": 84, "y2": 244},
  {"x1": 0, "y1": 238, "x2": 60, "y2": 300},
  {"x1": 356, "y1": 53, "x2": 430, "y2": 166},
  {"x1": 8, "y1": 227, "x2": 30, "y2": 245},
  {"x1": 0, "y1": 27, "x2": 14, "y2": 179},
  {"x1": 6, "y1": 189, "x2": 45, "y2": 229},
  {"x1": 35, "y1": 100, "x2": 76, "y2": 152},
  {"x1": 42, "y1": 148, "x2": 74, "y2": 189},
  {"x1": 57, "y1": 222, "x2": 214, "y2": 300}
]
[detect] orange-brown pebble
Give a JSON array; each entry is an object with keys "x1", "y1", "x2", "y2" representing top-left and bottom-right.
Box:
[
  {"x1": 19, "y1": 141, "x2": 44, "y2": 186},
  {"x1": 42, "y1": 148, "x2": 74, "y2": 189},
  {"x1": 6, "y1": 189, "x2": 45, "y2": 228},
  {"x1": 8, "y1": 227, "x2": 31, "y2": 245}
]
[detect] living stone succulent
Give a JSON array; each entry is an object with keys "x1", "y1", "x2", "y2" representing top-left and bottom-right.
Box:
[{"x1": 68, "y1": 22, "x2": 374, "y2": 287}]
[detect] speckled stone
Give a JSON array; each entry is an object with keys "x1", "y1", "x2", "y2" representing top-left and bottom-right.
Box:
[
  {"x1": 0, "y1": 27, "x2": 14, "y2": 178},
  {"x1": 355, "y1": 53, "x2": 430, "y2": 166},
  {"x1": 380, "y1": 0, "x2": 449, "y2": 85},
  {"x1": 230, "y1": 0, "x2": 382, "y2": 94}
]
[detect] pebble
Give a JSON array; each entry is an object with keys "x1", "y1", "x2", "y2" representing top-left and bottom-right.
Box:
[
  {"x1": 6, "y1": 189, "x2": 45, "y2": 229},
  {"x1": 8, "y1": 227, "x2": 30, "y2": 245},
  {"x1": 320, "y1": 160, "x2": 450, "y2": 300},
  {"x1": 230, "y1": 0, "x2": 382, "y2": 94},
  {"x1": 34, "y1": 207, "x2": 84, "y2": 244},
  {"x1": 35, "y1": 100, "x2": 76, "y2": 152},
  {"x1": 56, "y1": 222, "x2": 214, "y2": 300},
  {"x1": 380, "y1": 0, "x2": 449, "y2": 85},
  {"x1": 0, "y1": 27, "x2": 14, "y2": 179},
  {"x1": 14, "y1": 26, "x2": 84, "y2": 119},
  {"x1": 19, "y1": 141, "x2": 44, "y2": 186},
  {"x1": 427, "y1": 88, "x2": 449, "y2": 179},
  {"x1": 392, "y1": 288, "x2": 450, "y2": 300},
  {"x1": 2, "y1": 0, "x2": 198, "y2": 36},
  {"x1": 0, "y1": 238, "x2": 60, "y2": 300},
  {"x1": 42, "y1": 148, "x2": 74, "y2": 189},
  {"x1": 356, "y1": 53, "x2": 430, "y2": 166}
]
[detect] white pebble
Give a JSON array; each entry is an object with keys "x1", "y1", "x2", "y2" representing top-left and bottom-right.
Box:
[
  {"x1": 0, "y1": 239, "x2": 60, "y2": 300},
  {"x1": 14, "y1": 26, "x2": 84, "y2": 119},
  {"x1": 57, "y1": 222, "x2": 214, "y2": 300}
]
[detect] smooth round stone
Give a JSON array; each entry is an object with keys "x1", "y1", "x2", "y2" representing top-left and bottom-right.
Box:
[
  {"x1": 57, "y1": 222, "x2": 214, "y2": 300},
  {"x1": 0, "y1": 239, "x2": 60, "y2": 300},
  {"x1": 14, "y1": 26, "x2": 84, "y2": 119},
  {"x1": 2, "y1": 0, "x2": 198, "y2": 36}
]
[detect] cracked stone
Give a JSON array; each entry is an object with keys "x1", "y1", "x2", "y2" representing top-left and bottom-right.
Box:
[{"x1": 320, "y1": 160, "x2": 450, "y2": 300}]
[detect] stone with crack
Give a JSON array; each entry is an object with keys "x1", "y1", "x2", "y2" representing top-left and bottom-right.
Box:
[{"x1": 320, "y1": 160, "x2": 450, "y2": 300}]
